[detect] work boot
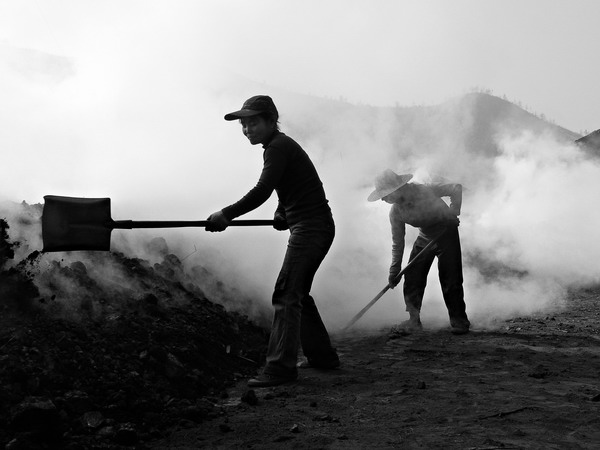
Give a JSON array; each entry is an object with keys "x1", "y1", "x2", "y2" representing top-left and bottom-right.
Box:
[
  {"x1": 247, "y1": 373, "x2": 297, "y2": 388},
  {"x1": 297, "y1": 358, "x2": 340, "y2": 370},
  {"x1": 450, "y1": 318, "x2": 470, "y2": 335},
  {"x1": 390, "y1": 315, "x2": 423, "y2": 336},
  {"x1": 450, "y1": 325, "x2": 469, "y2": 335}
]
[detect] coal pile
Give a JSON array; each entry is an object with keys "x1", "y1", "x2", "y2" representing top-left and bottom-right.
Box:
[{"x1": 0, "y1": 203, "x2": 269, "y2": 449}]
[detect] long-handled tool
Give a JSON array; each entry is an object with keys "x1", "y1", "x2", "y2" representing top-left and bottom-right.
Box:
[
  {"x1": 41, "y1": 195, "x2": 274, "y2": 252},
  {"x1": 342, "y1": 229, "x2": 446, "y2": 331}
]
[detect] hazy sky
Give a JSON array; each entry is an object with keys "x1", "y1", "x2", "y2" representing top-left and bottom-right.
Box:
[{"x1": 1, "y1": 0, "x2": 599, "y2": 134}]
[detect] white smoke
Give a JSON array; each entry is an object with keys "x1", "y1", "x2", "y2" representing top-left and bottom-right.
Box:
[
  {"x1": 454, "y1": 131, "x2": 600, "y2": 328},
  {"x1": 468, "y1": 131, "x2": 600, "y2": 284},
  {"x1": 298, "y1": 109, "x2": 600, "y2": 333},
  {"x1": 2, "y1": 3, "x2": 600, "y2": 334}
]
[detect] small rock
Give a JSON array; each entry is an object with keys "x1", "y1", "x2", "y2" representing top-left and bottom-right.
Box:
[
  {"x1": 241, "y1": 389, "x2": 258, "y2": 405},
  {"x1": 97, "y1": 425, "x2": 115, "y2": 438},
  {"x1": 181, "y1": 400, "x2": 215, "y2": 422},
  {"x1": 528, "y1": 365, "x2": 550, "y2": 379},
  {"x1": 81, "y1": 411, "x2": 104, "y2": 429},
  {"x1": 69, "y1": 261, "x2": 87, "y2": 275},
  {"x1": 313, "y1": 412, "x2": 339, "y2": 422},
  {"x1": 290, "y1": 423, "x2": 300, "y2": 433},
  {"x1": 60, "y1": 390, "x2": 95, "y2": 414},
  {"x1": 273, "y1": 435, "x2": 294, "y2": 442},
  {"x1": 10, "y1": 396, "x2": 64, "y2": 442},
  {"x1": 114, "y1": 423, "x2": 138, "y2": 446},
  {"x1": 165, "y1": 352, "x2": 186, "y2": 380},
  {"x1": 177, "y1": 419, "x2": 197, "y2": 429}
]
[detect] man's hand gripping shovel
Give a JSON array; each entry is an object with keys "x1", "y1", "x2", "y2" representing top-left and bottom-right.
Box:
[{"x1": 342, "y1": 228, "x2": 447, "y2": 332}]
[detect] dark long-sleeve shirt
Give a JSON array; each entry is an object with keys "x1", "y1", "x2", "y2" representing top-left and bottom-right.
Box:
[
  {"x1": 389, "y1": 183, "x2": 462, "y2": 277},
  {"x1": 222, "y1": 131, "x2": 331, "y2": 226}
]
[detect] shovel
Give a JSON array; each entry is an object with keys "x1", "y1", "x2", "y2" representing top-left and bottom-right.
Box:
[
  {"x1": 342, "y1": 228, "x2": 446, "y2": 331},
  {"x1": 42, "y1": 195, "x2": 274, "y2": 252}
]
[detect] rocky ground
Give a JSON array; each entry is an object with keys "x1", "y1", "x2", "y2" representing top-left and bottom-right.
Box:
[
  {"x1": 154, "y1": 287, "x2": 600, "y2": 450},
  {"x1": 2, "y1": 202, "x2": 600, "y2": 449}
]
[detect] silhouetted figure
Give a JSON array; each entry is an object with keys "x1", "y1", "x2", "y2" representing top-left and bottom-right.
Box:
[
  {"x1": 368, "y1": 169, "x2": 470, "y2": 335},
  {"x1": 206, "y1": 95, "x2": 339, "y2": 387}
]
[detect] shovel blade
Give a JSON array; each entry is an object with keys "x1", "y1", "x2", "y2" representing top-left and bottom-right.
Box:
[{"x1": 42, "y1": 195, "x2": 114, "y2": 252}]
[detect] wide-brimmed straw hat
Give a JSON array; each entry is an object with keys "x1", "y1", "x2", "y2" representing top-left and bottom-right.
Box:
[
  {"x1": 224, "y1": 95, "x2": 279, "y2": 121},
  {"x1": 367, "y1": 169, "x2": 413, "y2": 202}
]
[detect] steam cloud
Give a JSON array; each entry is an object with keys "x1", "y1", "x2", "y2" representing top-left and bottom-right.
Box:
[{"x1": 2, "y1": 11, "x2": 599, "y2": 333}]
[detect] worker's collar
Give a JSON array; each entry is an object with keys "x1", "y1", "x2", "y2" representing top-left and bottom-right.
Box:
[{"x1": 261, "y1": 129, "x2": 280, "y2": 148}]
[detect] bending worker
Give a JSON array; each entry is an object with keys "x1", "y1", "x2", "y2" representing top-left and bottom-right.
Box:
[
  {"x1": 368, "y1": 169, "x2": 470, "y2": 335},
  {"x1": 205, "y1": 95, "x2": 339, "y2": 388}
]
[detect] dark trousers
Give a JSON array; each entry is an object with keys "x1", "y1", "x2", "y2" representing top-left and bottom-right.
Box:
[
  {"x1": 403, "y1": 227, "x2": 469, "y2": 327},
  {"x1": 264, "y1": 214, "x2": 338, "y2": 377}
]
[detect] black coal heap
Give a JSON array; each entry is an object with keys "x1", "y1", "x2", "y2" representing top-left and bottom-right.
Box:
[{"x1": 0, "y1": 204, "x2": 268, "y2": 449}]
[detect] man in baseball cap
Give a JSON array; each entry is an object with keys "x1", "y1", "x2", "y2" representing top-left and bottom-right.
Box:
[{"x1": 206, "y1": 95, "x2": 340, "y2": 387}]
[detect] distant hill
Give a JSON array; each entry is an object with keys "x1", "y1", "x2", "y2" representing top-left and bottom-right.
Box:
[
  {"x1": 575, "y1": 129, "x2": 600, "y2": 156},
  {"x1": 276, "y1": 90, "x2": 580, "y2": 153},
  {"x1": 393, "y1": 92, "x2": 580, "y2": 156},
  {"x1": 267, "y1": 90, "x2": 584, "y2": 190},
  {"x1": 383, "y1": 93, "x2": 584, "y2": 190},
  {"x1": 439, "y1": 92, "x2": 580, "y2": 153}
]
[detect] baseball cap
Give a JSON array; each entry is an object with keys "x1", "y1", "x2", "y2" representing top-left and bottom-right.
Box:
[{"x1": 224, "y1": 95, "x2": 279, "y2": 121}]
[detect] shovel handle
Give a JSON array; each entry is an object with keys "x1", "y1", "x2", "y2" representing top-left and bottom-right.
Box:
[{"x1": 112, "y1": 220, "x2": 274, "y2": 229}]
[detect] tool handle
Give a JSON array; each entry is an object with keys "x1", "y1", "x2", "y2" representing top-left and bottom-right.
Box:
[
  {"x1": 342, "y1": 285, "x2": 390, "y2": 331},
  {"x1": 112, "y1": 219, "x2": 274, "y2": 229},
  {"x1": 342, "y1": 228, "x2": 448, "y2": 332},
  {"x1": 388, "y1": 232, "x2": 442, "y2": 285}
]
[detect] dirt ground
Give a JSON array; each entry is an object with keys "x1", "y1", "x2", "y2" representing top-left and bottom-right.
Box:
[
  {"x1": 2, "y1": 203, "x2": 600, "y2": 449},
  {"x1": 152, "y1": 287, "x2": 600, "y2": 450}
]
